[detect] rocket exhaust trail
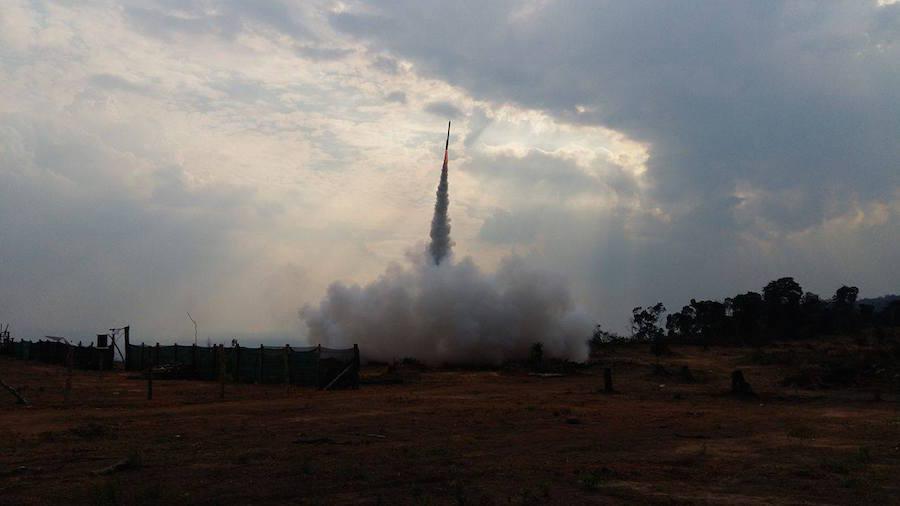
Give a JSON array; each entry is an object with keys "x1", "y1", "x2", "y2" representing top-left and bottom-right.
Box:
[{"x1": 429, "y1": 121, "x2": 453, "y2": 265}]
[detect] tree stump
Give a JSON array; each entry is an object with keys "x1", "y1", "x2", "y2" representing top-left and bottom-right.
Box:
[
  {"x1": 730, "y1": 369, "x2": 754, "y2": 397},
  {"x1": 679, "y1": 366, "x2": 695, "y2": 383}
]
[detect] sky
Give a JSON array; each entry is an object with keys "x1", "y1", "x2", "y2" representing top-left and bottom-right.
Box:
[{"x1": 1, "y1": 1, "x2": 899, "y2": 344}]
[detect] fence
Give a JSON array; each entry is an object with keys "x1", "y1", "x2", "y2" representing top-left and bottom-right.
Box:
[
  {"x1": 3, "y1": 339, "x2": 114, "y2": 370},
  {"x1": 124, "y1": 342, "x2": 359, "y2": 389},
  {"x1": 1, "y1": 337, "x2": 360, "y2": 389}
]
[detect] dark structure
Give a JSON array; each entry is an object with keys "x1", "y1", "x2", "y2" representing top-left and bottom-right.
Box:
[
  {"x1": 2, "y1": 336, "x2": 360, "y2": 389},
  {"x1": 6, "y1": 339, "x2": 113, "y2": 370},
  {"x1": 123, "y1": 341, "x2": 359, "y2": 389}
]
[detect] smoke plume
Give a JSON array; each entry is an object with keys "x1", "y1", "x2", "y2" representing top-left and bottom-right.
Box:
[
  {"x1": 301, "y1": 252, "x2": 592, "y2": 364},
  {"x1": 428, "y1": 122, "x2": 452, "y2": 264},
  {"x1": 301, "y1": 122, "x2": 591, "y2": 364}
]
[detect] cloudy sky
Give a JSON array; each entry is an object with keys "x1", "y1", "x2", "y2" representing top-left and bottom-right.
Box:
[{"x1": 2, "y1": 1, "x2": 899, "y2": 343}]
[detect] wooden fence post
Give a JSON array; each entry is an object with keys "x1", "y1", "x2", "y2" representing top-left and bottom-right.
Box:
[
  {"x1": 140, "y1": 342, "x2": 145, "y2": 372},
  {"x1": 235, "y1": 344, "x2": 241, "y2": 383},
  {"x1": 98, "y1": 342, "x2": 104, "y2": 373},
  {"x1": 123, "y1": 326, "x2": 130, "y2": 370},
  {"x1": 155, "y1": 342, "x2": 160, "y2": 366},
  {"x1": 603, "y1": 367, "x2": 613, "y2": 393},
  {"x1": 173, "y1": 343, "x2": 179, "y2": 365},
  {"x1": 258, "y1": 344, "x2": 264, "y2": 384},
  {"x1": 192, "y1": 343, "x2": 198, "y2": 378},
  {"x1": 283, "y1": 345, "x2": 290, "y2": 385},
  {"x1": 64, "y1": 343, "x2": 73, "y2": 403},
  {"x1": 353, "y1": 344, "x2": 360, "y2": 390},
  {"x1": 316, "y1": 344, "x2": 322, "y2": 389},
  {"x1": 147, "y1": 362, "x2": 153, "y2": 401},
  {"x1": 219, "y1": 345, "x2": 226, "y2": 401}
]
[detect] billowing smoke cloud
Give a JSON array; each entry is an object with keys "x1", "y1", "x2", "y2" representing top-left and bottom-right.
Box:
[
  {"x1": 302, "y1": 122, "x2": 591, "y2": 364},
  {"x1": 301, "y1": 252, "x2": 592, "y2": 364},
  {"x1": 428, "y1": 122, "x2": 453, "y2": 264}
]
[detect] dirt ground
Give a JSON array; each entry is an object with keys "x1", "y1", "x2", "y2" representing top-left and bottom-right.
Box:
[{"x1": 1, "y1": 343, "x2": 898, "y2": 505}]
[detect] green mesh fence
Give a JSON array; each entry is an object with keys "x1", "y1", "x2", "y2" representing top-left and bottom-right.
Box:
[
  {"x1": 7, "y1": 338, "x2": 358, "y2": 387},
  {"x1": 122, "y1": 343, "x2": 358, "y2": 388},
  {"x1": 6, "y1": 339, "x2": 113, "y2": 370}
]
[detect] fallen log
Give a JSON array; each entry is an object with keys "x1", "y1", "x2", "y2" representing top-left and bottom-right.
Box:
[
  {"x1": 0, "y1": 378, "x2": 29, "y2": 405},
  {"x1": 94, "y1": 455, "x2": 141, "y2": 475},
  {"x1": 294, "y1": 436, "x2": 340, "y2": 445}
]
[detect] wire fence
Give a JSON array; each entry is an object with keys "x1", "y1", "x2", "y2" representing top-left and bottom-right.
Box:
[
  {"x1": 0, "y1": 338, "x2": 360, "y2": 389},
  {"x1": 125, "y1": 342, "x2": 359, "y2": 388},
  {"x1": 2, "y1": 339, "x2": 114, "y2": 370}
]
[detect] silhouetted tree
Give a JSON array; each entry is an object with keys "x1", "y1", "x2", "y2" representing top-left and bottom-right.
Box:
[
  {"x1": 881, "y1": 300, "x2": 900, "y2": 327},
  {"x1": 690, "y1": 299, "x2": 727, "y2": 346},
  {"x1": 831, "y1": 285, "x2": 860, "y2": 332},
  {"x1": 763, "y1": 277, "x2": 803, "y2": 339},
  {"x1": 586, "y1": 324, "x2": 629, "y2": 357},
  {"x1": 799, "y1": 291, "x2": 826, "y2": 338},
  {"x1": 726, "y1": 291, "x2": 765, "y2": 342},
  {"x1": 599, "y1": 278, "x2": 894, "y2": 351},
  {"x1": 666, "y1": 305, "x2": 695, "y2": 339},
  {"x1": 632, "y1": 303, "x2": 666, "y2": 358},
  {"x1": 833, "y1": 286, "x2": 859, "y2": 307}
]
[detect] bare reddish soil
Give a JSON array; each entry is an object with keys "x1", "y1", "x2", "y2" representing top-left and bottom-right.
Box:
[{"x1": 1, "y1": 343, "x2": 898, "y2": 505}]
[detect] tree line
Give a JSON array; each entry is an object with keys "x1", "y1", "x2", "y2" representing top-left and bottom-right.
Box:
[{"x1": 592, "y1": 277, "x2": 900, "y2": 350}]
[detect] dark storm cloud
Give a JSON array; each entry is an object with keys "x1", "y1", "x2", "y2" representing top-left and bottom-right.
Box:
[{"x1": 332, "y1": 1, "x2": 900, "y2": 224}]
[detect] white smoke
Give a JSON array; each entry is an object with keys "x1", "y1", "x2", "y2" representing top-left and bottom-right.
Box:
[
  {"x1": 301, "y1": 250, "x2": 592, "y2": 364},
  {"x1": 428, "y1": 153, "x2": 452, "y2": 264}
]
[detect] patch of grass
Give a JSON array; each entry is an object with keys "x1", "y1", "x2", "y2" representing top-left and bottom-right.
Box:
[
  {"x1": 451, "y1": 480, "x2": 468, "y2": 506},
  {"x1": 93, "y1": 478, "x2": 120, "y2": 506},
  {"x1": 822, "y1": 447, "x2": 873, "y2": 476},
  {"x1": 518, "y1": 487, "x2": 542, "y2": 505},
  {"x1": 337, "y1": 464, "x2": 368, "y2": 481},
  {"x1": 742, "y1": 349, "x2": 797, "y2": 366},
  {"x1": 411, "y1": 485, "x2": 433, "y2": 506},
  {"x1": 577, "y1": 468, "x2": 614, "y2": 492},
  {"x1": 856, "y1": 446, "x2": 872, "y2": 464},
  {"x1": 539, "y1": 481, "x2": 552, "y2": 498},
  {"x1": 92, "y1": 475, "x2": 171, "y2": 506},
  {"x1": 578, "y1": 471, "x2": 603, "y2": 491},
  {"x1": 791, "y1": 465, "x2": 819, "y2": 479},
  {"x1": 426, "y1": 446, "x2": 452, "y2": 459},
  {"x1": 70, "y1": 422, "x2": 113, "y2": 440}
]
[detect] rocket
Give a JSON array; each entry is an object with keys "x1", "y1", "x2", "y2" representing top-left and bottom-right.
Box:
[{"x1": 443, "y1": 120, "x2": 450, "y2": 167}]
